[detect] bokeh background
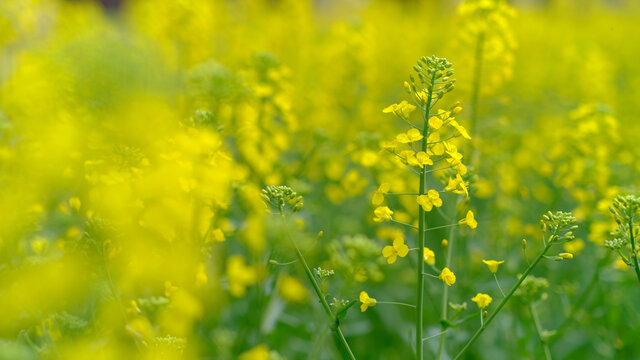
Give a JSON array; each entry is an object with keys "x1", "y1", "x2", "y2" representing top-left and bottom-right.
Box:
[{"x1": 0, "y1": 0, "x2": 639, "y2": 359}]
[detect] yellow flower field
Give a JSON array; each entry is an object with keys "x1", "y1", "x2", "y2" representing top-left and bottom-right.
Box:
[{"x1": 0, "y1": 0, "x2": 639, "y2": 359}]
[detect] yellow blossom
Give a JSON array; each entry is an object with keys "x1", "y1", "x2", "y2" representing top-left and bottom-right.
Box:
[
  {"x1": 372, "y1": 182, "x2": 391, "y2": 205},
  {"x1": 445, "y1": 173, "x2": 469, "y2": 198},
  {"x1": 227, "y1": 255, "x2": 257, "y2": 298},
  {"x1": 68, "y1": 197, "x2": 81, "y2": 212},
  {"x1": 424, "y1": 247, "x2": 436, "y2": 266},
  {"x1": 558, "y1": 252, "x2": 574, "y2": 260},
  {"x1": 429, "y1": 116, "x2": 443, "y2": 129},
  {"x1": 383, "y1": 100, "x2": 416, "y2": 118},
  {"x1": 439, "y1": 267, "x2": 456, "y2": 286},
  {"x1": 482, "y1": 260, "x2": 504, "y2": 273},
  {"x1": 416, "y1": 190, "x2": 443, "y2": 212},
  {"x1": 373, "y1": 206, "x2": 394, "y2": 223},
  {"x1": 459, "y1": 210, "x2": 478, "y2": 229},
  {"x1": 279, "y1": 275, "x2": 308, "y2": 303},
  {"x1": 239, "y1": 344, "x2": 270, "y2": 360},
  {"x1": 396, "y1": 128, "x2": 424, "y2": 143},
  {"x1": 449, "y1": 120, "x2": 472, "y2": 140},
  {"x1": 416, "y1": 151, "x2": 433, "y2": 167},
  {"x1": 427, "y1": 133, "x2": 445, "y2": 155},
  {"x1": 360, "y1": 291, "x2": 377, "y2": 312},
  {"x1": 471, "y1": 293, "x2": 492, "y2": 309},
  {"x1": 382, "y1": 237, "x2": 409, "y2": 264}
]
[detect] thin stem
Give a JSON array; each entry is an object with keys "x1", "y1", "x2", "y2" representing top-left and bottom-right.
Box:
[
  {"x1": 453, "y1": 240, "x2": 554, "y2": 359},
  {"x1": 416, "y1": 71, "x2": 436, "y2": 360},
  {"x1": 281, "y1": 214, "x2": 356, "y2": 360},
  {"x1": 422, "y1": 272, "x2": 440, "y2": 279},
  {"x1": 529, "y1": 303, "x2": 552, "y2": 360},
  {"x1": 480, "y1": 309, "x2": 484, "y2": 327},
  {"x1": 494, "y1": 273, "x2": 506, "y2": 297},
  {"x1": 377, "y1": 301, "x2": 417, "y2": 309},
  {"x1": 628, "y1": 219, "x2": 640, "y2": 284},
  {"x1": 422, "y1": 330, "x2": 449, "y2": 342},
  {"x1": 391, "y1": 219, "x2": 419, "y2": 230},
  {"x1": 425, "y1": 223, "x2": 459, "y2": 232}
]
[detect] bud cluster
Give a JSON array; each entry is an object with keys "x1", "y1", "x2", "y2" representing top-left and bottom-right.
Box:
[
  {"x1": 540, "y1": 211, "x2": 578, "y2": 243},
  {"x1": 406, "y1": 55, "x2": 456, "y2": 102},
  {"x1": 262, "y1": 185, "x2": 304, "y2": 214}
]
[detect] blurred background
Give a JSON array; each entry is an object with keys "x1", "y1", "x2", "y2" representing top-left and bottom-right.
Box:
[{"x1": 0, "y1": 0, "x2": 639, "y2": 359}]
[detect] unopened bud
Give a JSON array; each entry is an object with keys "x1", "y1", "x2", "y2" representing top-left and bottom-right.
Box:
[
  {"x1": 442, "y1": 239, "x2": 449, "y2": 247},
  {"x1": 521, "y1": 239, "x2": 527, "y2": 249}
]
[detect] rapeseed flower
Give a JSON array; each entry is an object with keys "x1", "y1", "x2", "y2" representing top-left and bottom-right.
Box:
[
  {"x1": 373, "y1": 206, "x2": 394, "y2": 223},
  {"x1": 416, "y1": 190, "x2": 443, "y2": 212},
  {"x1": 482, "y1": 260, "x2": 504, "y2": 273},
  {"x1": 360, "y1": 291, "x2": 377, "y2": 312},
  {"x1": 382, "y1": 237, "x2": 409, "y2": 264},
  {"x1": 439, "y1": 267, "x2": 456, "y2": 286},
  {"x1": 459, "y1": 210, "x2": 478, "y2": 229},
  {"x1": 471, "y1": 293, "x2": 492, "y2": 309}
]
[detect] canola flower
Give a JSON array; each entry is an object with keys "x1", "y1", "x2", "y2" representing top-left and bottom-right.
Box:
[
  {"x1": 471, "y1": 293, "x2": 492, "y2": 309},
  {"x1": 482, "y1": 260, "x2": 504, "y2": 273}
]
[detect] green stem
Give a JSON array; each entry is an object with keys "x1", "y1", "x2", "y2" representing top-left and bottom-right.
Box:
[
  {"x1": 416, "y1": 73, "x2": 436, "y2": 360},
  {"x1": 453, "y1": 241, "x2": 553, "y2": 359},
  {"x1": 529, "y1": 303, "x2": 552, "y2": 360},
  {"x1": 281, "y1": 215, "x2": 356, "y2": 360},
  {"x1": 629, "y1": 219, "x2": 640, "y2": 284}
]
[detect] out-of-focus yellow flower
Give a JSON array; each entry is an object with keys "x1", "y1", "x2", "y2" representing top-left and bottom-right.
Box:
[
  {"x1": 439, "y1": 267, "x2": 456, "y2": 286},
  {"x1": 278, "y1": 275, "x2": 308, "y2": 303},
  {"x1": 373, "y1": 206, "x2": 394, "y2": 223},
  {"x1": 226, "y1": 255, "x2": 257, "y2": 298},
  {"x1": 239, "y1": 344, "x2": 270, "y2": 360},
  {"x1": 442, "y1": 239, "x2": 449, "y2": 247},
  {"x1": 416, "y1": 190, "x2": 443, "y2": 212},
  {"x1": 482, "y1": 260, "x2": 504, "y2": 273},
  {"x1": 471, "y1": 293, "x2": 492, "y2": 309},
  {"x1": 372, "y1": 183, "x2": 391, "y2": 205},
  {"x1": 382, "y1": 237, "x2": 409, "y2": 264},
  {"x1": 459, "y1": 210, "x2": 478, "y2": 229},
  {"x1": 424, "y1": 247, "x2": 436, "y2": 266},
  {"x1": 563, "y1": 239, "x2": 585, "y2": 254},
  {"x1": 211, "y1": 228, "x2": 226, "y2": 242},
  {"x1": 68, "y1": 197, "x2": 81, "y2": 212},
  {"x1": 396, "y1": 128, "x2": 424, "y2": 143},
  {"x1": 359, "y1": 291, "x2": 377, "y2": 312}
]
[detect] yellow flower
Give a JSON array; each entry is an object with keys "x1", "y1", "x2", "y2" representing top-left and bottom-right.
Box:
[
  {"x1": 381, "y1": 139, "x2": 398, "y2": 151},
  {"x1": 396, "y1": 128, "x2": 424, "y2": 143},
  {"x1": 427, "y1": 133, "x2": 445, "y2": 155},
  {"x1": 360, "y1": 291, "x2": 377, "y2": 312},
  {"x1": 449, "y1": 120, "x2": 472, "y2": 140},
  {"x1": 471, "y1": 293, "x2": 492, "y2": 309},
  {"x1": 563, "y1": 239, "x2": 585, "y2": 254},
  {"x1": 239, "y1": 344, "x2": 270, "y2": 360},
  {"x1": 424, "y1": 247, "x2": 435, "y2": 266},
  {"x1": 373, "y1": 206, "x2": 394, "y2": 223},
  {"x1": 279, "y1": 275, "x2": 308, "y2": 303},
  {"x1": 444, "y1": 174, "x2": 469, "y2": 198},
  {"x1": 382, "y1": 237, "x2": 409, "y2": 264},
  {"x1": 416, "y1": 190, "x2": 443, "y2": 212},
  {"x1": 68, "y1": 197, "x2": 81, "y2": 212},
  {"x1": 372, "y1": 183, "x2": 390, "y2": 205},
  {"x1": 227, "y1": 255, "x2": 257, "y2": 298},
  {"x1": 459, "y1": 210, "x2": 478, "y2": 229},
  {"x1": 558, "y1": 252, "x2": 574, "y2": 260},
  {"x1": 429, "y1": 116, "x2": 443, "y2": 129},
  {"x1": 439, "y1": 267, "x2": 456, "y2": 286},
  {"x1": 383, "y1": 100, "x2": 416, "y2": 118},
  {"x1": 400, "y1": 150, "x2": 420, "y2": 167},
  {"x1": 416, "y1": 151, "x2": 433, "y2": 167},
  {"x1": 482, "y1": 260, "x2": 504, "y2": 273}
]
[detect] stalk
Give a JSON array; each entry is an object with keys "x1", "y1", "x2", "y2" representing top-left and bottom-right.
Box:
[
  {"x1": 529, "y1": 303, "x2": 552, "y2": 360},
  {"x1": 280, "y1": 214, "x2": 356, "y2": 360},
  {"x1": 416, "y1": 74, "x2": 436, "y2": 360},
  {"x1": 629, "y1": 218, "x2": 640, "y2": 284},
  {"x1": 453, "y1": 240, "x2": 553, "y2": 359}
]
